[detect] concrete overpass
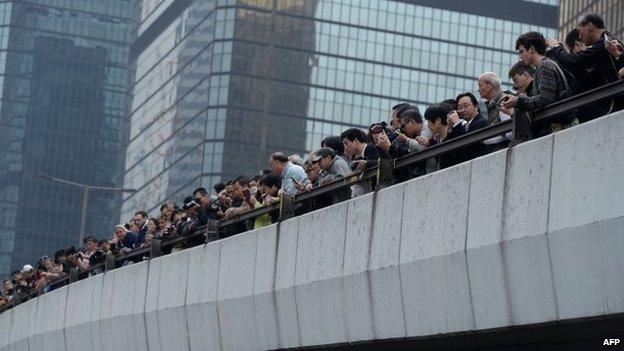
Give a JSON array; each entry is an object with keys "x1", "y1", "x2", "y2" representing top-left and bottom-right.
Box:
[{"x1": 1, "y1": 112, "x2": 623, "y2": 350}]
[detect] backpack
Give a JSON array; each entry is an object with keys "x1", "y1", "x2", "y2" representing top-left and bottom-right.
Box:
[
  {"x1": 551, "y1": 61, "x2": 579, "y2": 124},
  {"x1": 553, "y1": 61, "x2": 580, "y2": 99}
]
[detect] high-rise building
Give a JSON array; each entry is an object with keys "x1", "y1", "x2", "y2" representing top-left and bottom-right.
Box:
[
  {"x1": 559, "y1": 0, "x2": 624, "y2": 40},
  {"x1": 0, "y1": 1, "x2": 140, "y2": 274},
  {"x1": 121, "y1": 0, "x2": 558, "y2": 219}
]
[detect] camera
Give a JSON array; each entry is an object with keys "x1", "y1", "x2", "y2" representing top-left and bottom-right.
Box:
[{"x1": 89, "y1": 250, "x2": 106, "y2": 265}]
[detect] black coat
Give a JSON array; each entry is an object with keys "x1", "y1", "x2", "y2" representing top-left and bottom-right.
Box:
[
  {"x1": 462, "y1": 113, "x2": 488, "y2": 162},
  {"x1": 429, "y1": 123, "x2": 467, "y2": 170},
  {"x1": 547, "y1": 32, "x2": 624, "y2": 119}
]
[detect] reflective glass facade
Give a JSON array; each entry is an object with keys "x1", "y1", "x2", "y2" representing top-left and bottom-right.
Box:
[
  {"x1": 122, "y1": 0, "x2": 558, "y2": 219},
  {"x1": 0, "y1": 1, "x2": 140, "y2": 274},
  {"x1": 559, "y1": 0, "x2": 624, "y2": 39}
]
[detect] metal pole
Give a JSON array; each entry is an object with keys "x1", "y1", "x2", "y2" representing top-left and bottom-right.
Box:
[{"x1": 78, "y1": 187, "x2": 90, "y2": 247}]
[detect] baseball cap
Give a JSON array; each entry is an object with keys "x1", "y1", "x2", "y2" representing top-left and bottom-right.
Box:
[{"x1": 312, "y1": 147, "x2": 335, "y2": 162}]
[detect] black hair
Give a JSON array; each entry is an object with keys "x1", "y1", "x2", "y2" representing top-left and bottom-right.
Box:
[
  {"x1": 233, "y1": 175, "x2": 249, "y2": 186},
  {"x1": 11, "y1": 270, "x2": 20, "y2": 277},
  {"x1": 321, "y1": 136, "x2": 345, "y2": 155},
  {"x1": 171, "y1": 208, "x2": 185, "y2": 221},
  {"x1": 159, "y1": 201, "x2": 178, "y2": 211},
  {"x1": 192, "y1": 187, "x2": 208, "y2": 197},
  {"x1": 270, "y1": 152, "x2": 289, "y2": 163},
  {"x1": 82, "y1": 235, "x2": 97, "y2": 244},
  {"x1": 399, "y1": 108, "x2": 423, "y2": 124},
  {"x1": 424, "y1": 104, "x2": 450, "y2": 126},
  {"x1": 565, "y1": 28, "x2": 581, "y2": 51},
  {"x1": 54, "y1": 250, "x2": 65, "y2": 263},
  {"x1": 508, "y1": 61, "x2": 535, "y2": 78},
  {"x1": 440, "y1": 99, "x2": 458, "y2": 112},
  {"x1": 455, "y1": 92, "x2": 479, "y2": 107},
  {"x1": 260, "y1": 174, "x2": 282, "y2": 189},
  {"x1": 515, "y1": 31, "x2": 547, "y2": 55},
  {"x1": 213, "y1": 182, "x2": 226, "y2": 193},
  {"x1": 392, "y1": 103, "x2": 416, "y2": 118},
  {"x1": 392, "y1": 103, "x2": 411, "y2": 111},
  {"x1": 340, "y1": 128, "x2": 368, "y2": 143},
  {"x1": 579, "y1": 13, "x2": 605, "y2": 29},
  {"x1": 134, "y1": 210, "x2": 148, "y2": 218}
]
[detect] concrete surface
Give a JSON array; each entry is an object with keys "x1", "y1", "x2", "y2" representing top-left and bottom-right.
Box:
[{"x1": 1, "y1": 111, "x2": 623, "y2": 351}]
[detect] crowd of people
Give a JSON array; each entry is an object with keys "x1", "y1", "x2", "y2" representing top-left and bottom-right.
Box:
[{"x1": 1, "y1": 13, "x2": 623, "y2": 310}]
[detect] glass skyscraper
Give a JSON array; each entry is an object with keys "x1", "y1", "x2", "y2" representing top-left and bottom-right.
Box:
[
  {"x1": 0, "y1": 1, "x2": 140, "y2": 275},
  {"x1": 559, "y1": 0, "x2": 623, "y2": 39},
  {"x1": 121, "y1": 0, "x2": 558, "y2": 219}
]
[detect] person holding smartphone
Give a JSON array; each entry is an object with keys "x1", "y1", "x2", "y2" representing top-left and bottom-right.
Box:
[{"x1": 268, "y1": 152, "x2": 310, "y2": 197}]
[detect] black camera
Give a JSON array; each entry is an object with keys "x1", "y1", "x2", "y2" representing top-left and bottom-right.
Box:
[{"x1": 89, "y1": 250, "x2": 106, "y2": 265}]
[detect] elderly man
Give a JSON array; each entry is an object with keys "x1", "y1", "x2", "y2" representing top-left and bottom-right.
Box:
[
  {"x1": 269, "y1": 152, "x2": 310, "y2": 197},
  {"x1": 477, "y1": 72, "x2": 505, "y2": 125},
  {"x1": 312, "y1": 147, "x2": 352, "y2": 202}
]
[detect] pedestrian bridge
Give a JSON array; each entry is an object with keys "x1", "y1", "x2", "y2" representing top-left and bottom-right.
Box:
[{"x1": 1, "y1": 112, "x2": 623, "y2": 351}]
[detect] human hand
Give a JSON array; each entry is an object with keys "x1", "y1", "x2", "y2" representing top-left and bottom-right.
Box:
[
  {"x1": 396, "y1": 132, "x2": 408, "y2": 142},
  {"x1": 292, "y1": 178, "x2": 305, "y2": 191},
  {"x1": 606, "y1": 39, "x2": 623, "y2": 58},
  {"x1": 224, "y1": 208, "x2": 237, "y2": 219},
  {"x1": 501, "y1": 95, "x2": 518, "y2": 109},
  {"x1": 416, "y1": 135, "x2": 429, "y2": 146},
  {"x1": 374, "y1": 132, "x2": 391, "y2": 151},
  {"x1": 447, "y1": 110, "x2": 461, "y2": 126},
  {"x1": 546, "y1": 38, "x2": 560, "y2": 49},
  {"x1": 353, "y1": 160, "x2": 367, "y2": 173},
  {"x1": 619, "y1": 67, "x2": 624, "y2": 80}
]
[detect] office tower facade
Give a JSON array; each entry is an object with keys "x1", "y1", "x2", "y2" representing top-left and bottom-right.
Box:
[
  {"x1": 0, "y1": 1, "x2": 140, "y2": 274},
  {"x1": 121, "y1": 0, "x2": 558, "y2": 219},
  {"x1": 559, "y1": 0, "x2": 624, "y2": 39}
]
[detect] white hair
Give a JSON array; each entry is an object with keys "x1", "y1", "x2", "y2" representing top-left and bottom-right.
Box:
[
  {"x1": 478, "y1": 72, "x2": 502, "y2": 91},
  {"x1": 288, "y1": 154, "x2": 304, "y2": 167}
]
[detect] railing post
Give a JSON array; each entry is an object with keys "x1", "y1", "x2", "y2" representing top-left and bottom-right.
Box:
[
  {"x1": 151, "y1": 238, "x2": 163, "y2": 258},
  {"x1": 376, "y1": 157, "x2": 394, "y2": 190},
  {"x1": 511, "y1": 110, "x2": 531, "y2": 145},
  {"x1": 279, "y1": 194, "x2": 295, "y2": 221},
  {"x1": 105, "y1": 252, "x2": 116, "y2": 271},
  {"x1": 205, "y1": 220, "x2": 219, "y2": 242},
  {"x1": 69, "y1": 267, "x2": 79, "y2": 283}
]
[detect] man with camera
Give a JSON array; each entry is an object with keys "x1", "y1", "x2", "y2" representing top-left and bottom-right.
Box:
[{"x1": 424, "y1": 104, "x2": 467, "y2": 170}]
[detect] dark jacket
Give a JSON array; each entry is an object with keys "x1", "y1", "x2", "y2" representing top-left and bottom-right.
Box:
[
  {"x1": 466, "y1": 113, "x2": 488, "y2": 133},
  {"x1": 462, "y1": 113, "x2": 488, "y2": 162},
  {"x1": 428, "y1": 123, "x2": 467, "y2": 169},
  {"x1": 517, "y1": 57, "x2": 566, "y2": 112},
  {"x1": 548, "y1": 33, "x2": 623, "y2": 91},
  {"x1": 547, "y1": 33, "x2": 624, "y2": 119},
  {"x1": 118, "y1": 231, "x2": 138, "y2": 250}
]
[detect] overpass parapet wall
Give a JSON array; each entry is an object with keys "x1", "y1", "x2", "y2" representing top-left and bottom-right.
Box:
[{"x1": 1, "y1": 112, "x2": 623, "y2": 350}]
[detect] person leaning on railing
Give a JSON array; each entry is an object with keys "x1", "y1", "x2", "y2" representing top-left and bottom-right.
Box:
[
  {"x1": 503, "y1": 31, "x2": 578, "y2": 140},
  {"x1": 246, "y1": 174, "x2": 281, "y2": 229},
  {"x1": 546, "y1": 13, "x2": 624, "y2": 120}
]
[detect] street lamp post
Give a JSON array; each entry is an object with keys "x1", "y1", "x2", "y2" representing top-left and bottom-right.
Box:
[{"x1": 36, "y1": 173, "x2": 138, "y2": 247}]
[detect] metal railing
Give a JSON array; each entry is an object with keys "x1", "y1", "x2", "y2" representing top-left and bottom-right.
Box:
[{"x1": 1, "y1": 79, "x2": 623, "y2": 315}]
